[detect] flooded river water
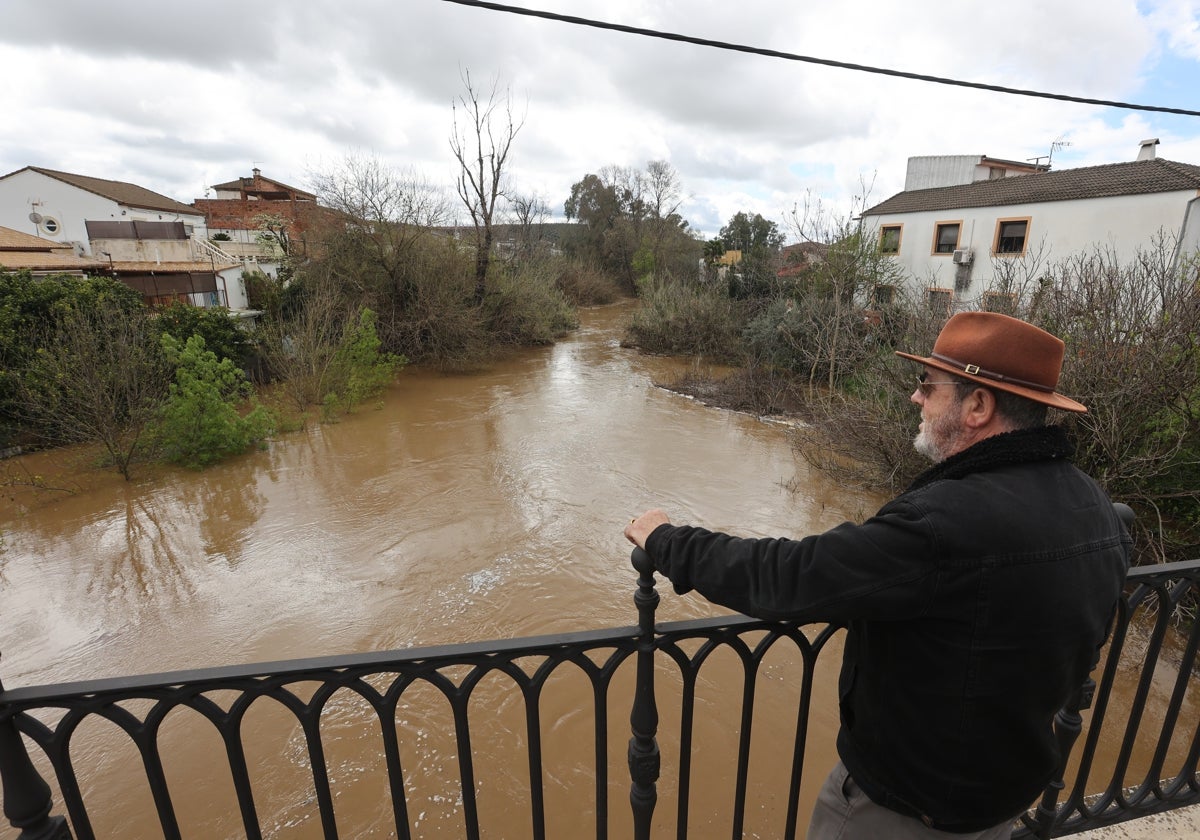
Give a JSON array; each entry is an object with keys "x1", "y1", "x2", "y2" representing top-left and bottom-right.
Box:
[{"x1": 1, "y1": 301, "x2": 879, "y2": 838}]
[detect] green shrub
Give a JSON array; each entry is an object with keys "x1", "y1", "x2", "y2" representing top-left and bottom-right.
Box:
[
  {"x1": 154, "y1": 334, "x2": 274, "y2": 468},
  {"x1": 326, "y1": 308, "x2": 405, "y2": 412},
  {"x1": 154, "y1": 301, "x2": 254, "y2": 368}
]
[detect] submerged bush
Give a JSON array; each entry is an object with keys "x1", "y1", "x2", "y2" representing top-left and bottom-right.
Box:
[
  {"x1": 624, "y1": 281, "x2": 746, "y2": 361},
  {"x1": 155, "y1": 334, "x2": 275, "y2": 468},
  {"x1": 485, "y1": 262, "x2": 579, "y2": 346},
  {"x1": 326, "y1": 308, "x2": 405, "y2": 412},
  {"x1": 554, "y1": 261, "x2": 622, "y2": 306}
]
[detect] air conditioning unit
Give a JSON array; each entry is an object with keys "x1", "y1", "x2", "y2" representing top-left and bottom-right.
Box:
[{"x1": 952, "y1": 248, "x2": 974, "y2": 265}]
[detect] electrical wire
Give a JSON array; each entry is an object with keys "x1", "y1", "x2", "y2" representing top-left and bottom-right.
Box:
[{"x1": 439, "y1": 0, "x2": 1200, "y2": 118}]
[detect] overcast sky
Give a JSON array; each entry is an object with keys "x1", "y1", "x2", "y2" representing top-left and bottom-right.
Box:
[{"x1": 3, "y1": 0, "x2": 1199, "y2": 239}]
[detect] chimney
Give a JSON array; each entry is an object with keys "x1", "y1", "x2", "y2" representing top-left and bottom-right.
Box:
[{"x1": 1137, "y1": 138, "x2": 1159, "y2": 161}]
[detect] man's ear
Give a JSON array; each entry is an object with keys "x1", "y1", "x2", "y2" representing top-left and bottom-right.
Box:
[{"x1": 961, "y1": 386, "x2": 997, "y2": 430}]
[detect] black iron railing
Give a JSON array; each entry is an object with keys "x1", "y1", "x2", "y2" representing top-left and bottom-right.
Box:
[{"x1": 2, "y1": 551, "x2": 1198, "y2": 839}]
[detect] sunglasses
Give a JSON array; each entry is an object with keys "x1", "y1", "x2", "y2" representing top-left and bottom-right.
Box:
[{"x1": 915, "y1": 372, "x2": 961, "y2": 394}]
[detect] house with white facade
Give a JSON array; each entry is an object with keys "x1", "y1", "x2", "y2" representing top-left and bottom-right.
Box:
[
  {"x1": 860, "y1": 140, "x2": 1200, "y2": 311},
  {"x1": 0, "y1": 166, "x2": 250, "y2": 309}
]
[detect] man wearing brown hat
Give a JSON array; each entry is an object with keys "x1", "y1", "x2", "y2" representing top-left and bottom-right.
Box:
[{"x1": 625, "y1": 312, "x2": 1130, "y2": 838}]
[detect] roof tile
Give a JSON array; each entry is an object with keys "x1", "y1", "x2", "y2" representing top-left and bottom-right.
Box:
[
  {"x1": 12, "y1": 167, "x2": 199, "y2": 216},
  {"x1": 862, "y1": 158, "x2": 1200, "y2": 216}
]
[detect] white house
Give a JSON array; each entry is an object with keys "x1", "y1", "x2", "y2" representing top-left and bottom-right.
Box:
[
  {"x1": 860, "y1": 140, "x2": 1200, "y2": 310},
  {"x1": 0, "y1": 166, "x2": 250, "y2": 310}
]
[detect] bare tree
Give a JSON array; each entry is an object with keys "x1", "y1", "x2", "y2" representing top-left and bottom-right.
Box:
[
  {"x1": 309, "y1": 152, "x2": 449, "y2": 309},
  {"x1": 784, "y1": 181, "x2": 906, "y2": 390},
  {"x1": 505, "y1": 191, "x2": 550, "y2": 260},
  {"x1": 253, "y1": 212, "x2": 296, "y2": 281},
  {"x1": 450, "y1": 69, "x2": 525, "y2": 304},
  {"x1": 643, "y1": 160, "x2": 689, "y2": 281},
  {"x1": 645, "y1": 159, "x2": 682, "y2": 221},
  {"x1": 18, "y1": 299, "x2": 168, "y2": 480},
  {"x1": 259, "y1": 279, "x2": 354, "y2": 412}
]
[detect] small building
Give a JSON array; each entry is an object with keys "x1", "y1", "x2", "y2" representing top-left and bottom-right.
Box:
[
  {"x1": 860, "y1": 140, "x2": 1200, "y2": 310},
  {"x1": 193, "y1": 168, "x2": 324, "y2": 277},
  {"x1": 0, "y1": 166, "x2": 249, "y2": 309}
]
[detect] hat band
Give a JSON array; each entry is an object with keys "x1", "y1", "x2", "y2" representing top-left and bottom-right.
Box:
[{"x1": 930, "y1": 353, "x2": 1055, "y2": 393}]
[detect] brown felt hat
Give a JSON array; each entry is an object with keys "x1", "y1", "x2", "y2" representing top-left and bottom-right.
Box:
[{"x1": 895, "y1": 311, "x2": 1087, "y2": 413}]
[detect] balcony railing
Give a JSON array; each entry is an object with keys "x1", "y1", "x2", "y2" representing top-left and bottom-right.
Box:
[{"x1": 2, "y1": 550, "x2": 1198, "y2": 839}]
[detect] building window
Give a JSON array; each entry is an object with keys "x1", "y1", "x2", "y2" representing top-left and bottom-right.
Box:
[
  {"x1": 983, "y1": 291, "x2": 1017, "y2": 314},
  {"x1": 879, "y1": 224, "x2": 902, "y2": 254},
  {"x1": 871, "y1": 284, "x2": 896, "y2": 306},
  {"x1": 927, "y1": 287, "x2": 953, "y2": 315},
  {"x1": 933, "y1": 222, "x2": 961, "y2": 254},
  {"x1": 994, "y1": 218, "x2": 1030, "y2": 256},
  {"x1": 40, "y1": 216, "x2": 60, "y2": 235}
]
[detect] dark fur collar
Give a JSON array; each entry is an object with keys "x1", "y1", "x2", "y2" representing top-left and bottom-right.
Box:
[{"x1": 905, "y1": 425, "x2": 1075, "y2": 493}]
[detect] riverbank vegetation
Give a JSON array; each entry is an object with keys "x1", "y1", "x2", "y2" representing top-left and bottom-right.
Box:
[{"x1": 623, "y1": 201, "x2": 1200, "y2": 565}]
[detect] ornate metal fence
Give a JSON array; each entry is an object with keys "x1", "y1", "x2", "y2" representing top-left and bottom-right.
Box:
[{"x1": 2, "y1": 551, "x2": 1198, "y2": 839}]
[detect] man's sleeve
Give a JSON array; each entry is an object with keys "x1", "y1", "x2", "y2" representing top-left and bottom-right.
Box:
[{"x1": 643, "y1": 500, "x2": 939, "y2": 623}]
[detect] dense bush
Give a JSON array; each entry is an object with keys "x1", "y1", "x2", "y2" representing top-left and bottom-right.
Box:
[
  {"x1": 623, "y1": 280, "x2": 747, "y2": 361},
  {"x1": 16, "y1": 293, "x2": 169, "y2": 479},
  {"x1": 553, "y1": 261, "x2": 622, "y2": 306},
  {"x1": 742, "y1": 295, "x2": 879, "y2": 388},
  {"x1": 154, "y1": 300, "x2": 255, "y2": 368},
  {"x1": 484, "y1": 262, "x2": 578, "y2": 346},
  {"x1": 325, "y1": 308, "x2": 405, "y2": 413},
  {"x1": 0, "y1": 273, "x2": 146, "y2": 447},
  {"x1": 260, "y1": 282, "x2": 405, "y2": 413}
]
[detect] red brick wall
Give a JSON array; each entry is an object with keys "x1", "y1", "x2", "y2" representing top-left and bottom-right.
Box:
[{"x1": 193, "y1": 199, "x2": 319, "y2": 233}]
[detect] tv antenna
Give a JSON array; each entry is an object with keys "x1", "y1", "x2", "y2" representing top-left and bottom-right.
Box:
[{"x1": 1048, "y1": 137, "x2": 1072, "y2": 168}]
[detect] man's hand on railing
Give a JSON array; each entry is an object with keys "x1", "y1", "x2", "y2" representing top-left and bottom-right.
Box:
[{"x1": 625, "y1": 509, "x2": 671, "y2": 550}]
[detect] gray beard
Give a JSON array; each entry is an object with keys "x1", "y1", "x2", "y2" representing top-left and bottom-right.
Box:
[{"x1": 913, "y1": 428, "x2": 944, "y2": 462}]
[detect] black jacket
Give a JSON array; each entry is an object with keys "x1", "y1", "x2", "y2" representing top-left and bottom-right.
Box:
[{"x1": 644, "y1": 427, "x2": 1131, "y2": 831}]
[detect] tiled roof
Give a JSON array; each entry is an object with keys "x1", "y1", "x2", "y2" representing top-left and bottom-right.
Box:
[
  {"x1": 0, "y1": 251, "x2": 108, "y2": 271},
  {"x1": 0, "y1": 225, "x2": 106, "y2": 271},
  {"x1": 211, "y1": 173, "x2": 316, "y2": 200},
  {"x1": 3, "y1": 166, "x2": 199, "y2": 215},
  {"x1": 110, "y1": 260, "x2": 240, "y2": 273},
  {"x1": 0, "y1": 225, "x2": 58, "y2": 250},
  {"x1": 862, "y1": 158, "x2": 1200, "y2": 216}
]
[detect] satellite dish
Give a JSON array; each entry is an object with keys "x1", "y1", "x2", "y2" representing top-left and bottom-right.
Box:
[{"x1": 29, "y1": 211, "x2": 43, "y2": 224}]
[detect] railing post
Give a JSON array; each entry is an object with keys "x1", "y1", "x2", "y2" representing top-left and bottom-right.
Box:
[
  {"x1": 628, "y1": 548, "x2": 661, "y2": 840},
  {"x1": 0, "y1": 677, "x2": 73, "y2": 840},
  {"x1": 1031, "y1": 676, "x2": 1094, "y2": 839}
]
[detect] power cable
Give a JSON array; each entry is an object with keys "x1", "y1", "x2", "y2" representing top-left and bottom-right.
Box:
[{"x1": 439, "y1": 0, "x2": 1200, "y2": 118}]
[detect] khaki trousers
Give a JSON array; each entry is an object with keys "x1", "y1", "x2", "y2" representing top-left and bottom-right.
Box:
[{"x1": 806, "y1": 762, "x2": 1015, "y2": 840}]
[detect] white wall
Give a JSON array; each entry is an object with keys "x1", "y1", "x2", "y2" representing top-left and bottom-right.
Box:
[
  {"x1": 221, "y1": 267, "x2": 250, "y2": 310},
  {"x1": 0, "y1": 169, "x2": 122, "y2": 254},
  {"x1": 904, "y1": 156, "x2": 982, "y2": 190},
  {"x1": 866, "y1": 190, "x2": 1197, "y2": 305},
  {"x1": 0, "y1": 169, "x2": 206, "y2": 257}
]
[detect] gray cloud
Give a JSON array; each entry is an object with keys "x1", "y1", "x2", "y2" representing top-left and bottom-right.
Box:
[{"x1": 1, "y1": 0, "x2": 1196, "y2": 238}]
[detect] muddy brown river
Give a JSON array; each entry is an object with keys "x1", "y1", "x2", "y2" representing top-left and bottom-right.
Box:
[
  {"x1": 1, "y1": 301, "x2": 879, "y2": 838},
  {"x1": 0, "y1": 301, "x2": 1191, "y2": 838}
]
